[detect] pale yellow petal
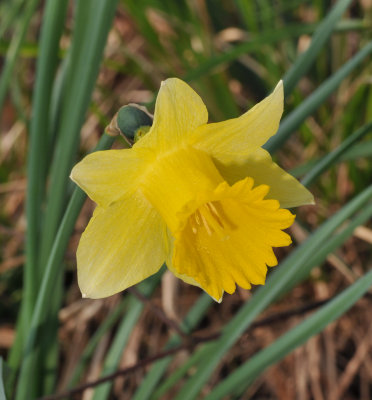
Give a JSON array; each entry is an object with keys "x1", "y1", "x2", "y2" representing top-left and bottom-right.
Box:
[
  {"x1": 77, "y1": 191, "x2": 168, "y2": 298},
  {"x1": 215, "y1": 148, "x2": 314, "y2": 208},
  {"x1": 135, "y1": 78, "x2": 208, "y2": 150},
  {"x1": 70, "y1": 148, "x2": 146, "y2": 208},
  {"x1": 190, "y1": 81, "x2": 284, "y2": 163}
]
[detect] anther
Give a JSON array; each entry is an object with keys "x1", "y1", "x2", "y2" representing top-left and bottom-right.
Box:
[
  {"x1": 195, "y1": 212, "x2": 201, "y2": 225},
  {"x1": 200, "y1": 212, "x2": 213, "y2": 235},
  {"x1": 206, "y1": 202, "x2": 224, "y2": 228}
]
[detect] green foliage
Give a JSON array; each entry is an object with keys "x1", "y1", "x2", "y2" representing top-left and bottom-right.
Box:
[{"x1": 1, "y1": 0, "x2": 371, "y2": 398}]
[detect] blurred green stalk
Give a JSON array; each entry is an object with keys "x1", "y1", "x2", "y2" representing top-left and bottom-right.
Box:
[
  {"x1": 0, "y1": 0, "x2": 38, "y2": 113},
  {"x1": 15, "y1": 134, "x2": 114, "y2": 400},
  {"x1": 8, "y1": 0, "x2": 69, "y2": 377}
]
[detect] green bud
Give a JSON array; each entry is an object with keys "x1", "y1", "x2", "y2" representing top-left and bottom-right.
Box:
[
  {"x1": 105, "y1": 104, "x2": 153, "y2": 146},
  {"x1": 117, "y1": 105, "x2": 153, "y2": 140}
]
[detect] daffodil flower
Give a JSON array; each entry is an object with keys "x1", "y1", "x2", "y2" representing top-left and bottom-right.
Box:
[{"x1": 71, "y1": 78, "x2": 314, "y2": 302}]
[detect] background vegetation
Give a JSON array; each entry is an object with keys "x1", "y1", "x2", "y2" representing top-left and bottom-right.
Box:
[{"x1": 1, "y1": 0, "x2": 372, "y2": 399}]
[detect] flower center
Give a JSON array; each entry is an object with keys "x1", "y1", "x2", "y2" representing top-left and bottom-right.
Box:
[
  {"x1": 139, "y1": 146, "x2": 225, "y2": 233},
  {"x1": 172, "y1": 178, "x2": 296, "y2": 301},
  {"x1": 189, "y1": 201, "x2": 236, "y2": 241}
]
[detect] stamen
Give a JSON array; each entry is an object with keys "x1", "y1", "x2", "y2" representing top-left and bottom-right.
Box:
[
  {"x1": 190, "y1": 217, "x2": 198, "y2": 234},
  {"x1": 190, "y1": 216, "x2": 200, "y2": 235},
  {"x1": 199, "y1": 211, "x2": 213, "y2": 235},
  {"x1": 206, "y1": 202, "x2": 224, "y2": 228},
  {"x1": 195, "y1": 212, "x2": 201, "y2": 225},
  {"x1": 189, "y1": 202, "x2": 229, "y2": 237}
]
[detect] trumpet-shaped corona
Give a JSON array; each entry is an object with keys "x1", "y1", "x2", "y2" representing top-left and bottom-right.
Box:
[{"x1": 71, "y1": 78, "x2": 314, "y2": 301}]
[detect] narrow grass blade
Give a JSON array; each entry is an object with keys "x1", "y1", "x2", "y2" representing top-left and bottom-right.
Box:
[
  {"x1": 265, "y1": 41, "x2": 372, "y2": 153},
  {"x1": 183, "y1": 18, "x2": 362, "y2": 83},
  {"x1": 38, "y1": 0, "x2": 118, "y2": 272},
  {"x1": 21, "y1": 3, "x2": 69, "y2": 388},
  {"x1": 15, "y1": 134, "x2": 114, "y2": 400},
  {"x1": 0, "y1": 0, "x2": 39, "y2": 113},
  {"x1": 9, "y1": 77, "x2": 27, "y2": 123},
  {"x1": 26, "y1": 5, "x2": 118, "y2": 386},
  {"x1": 67, "y1": 299, "x2": 130, "y2": 388},
  {"x1": 91, "y1": 276, "x2": 162, "y2": 400},
  {"x1": 289, "y1": 201, "x2": 372, "y2": 289},
  {"x1": 0, "y1": 0, "x2": 25, "y2": 39},
  {"x1": 133, "y1": 294, "x2": 213, "y2": 400},
  {"x1": 341, "y1": 140, "x2": 372, "y2": 160},
  {"x1": 152, "y1": 350, "x2": 206, "y2": 400},
  {"x1": 173, "y1": 185, "x2": 372, "y2": 400},
  {"x1": 205, "y1": 269, "x2": 372, "y2": 399},
  {"x1": 291, "y1": 139, "x2": 372, "y2": 178},
  {"x1": 234, "y1": 0, "x2": 258, "y2": 31},
  {"x1": 183, "y1": 24, "x2": 317, "y2": 82},
  {"x1": 7, "y1": 0, "x2": 69, "y2": 380},
  {"x1": 41, "y1": 272, "x2": 63, "y2": 395},
  {"x1": 283, "y1": 0, "x2": 352, "y2": 96},
  {"x1": 21, "y1": 1, "x2": 69, "y2": 355},
  {"x1": 301, "y1": 121, "x2": 372, "y2": 187}
]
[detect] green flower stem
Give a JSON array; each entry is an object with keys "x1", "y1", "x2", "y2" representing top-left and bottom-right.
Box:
[
  {"x1": 265, "y1": 41, "x2": 372, "y2": 153},
  {"x1": 15, "y1": 134, "x2": 114, "y2": 400}
]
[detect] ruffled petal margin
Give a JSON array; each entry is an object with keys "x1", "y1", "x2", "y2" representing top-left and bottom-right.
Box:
[{"x1": 172, "y1": 178, "x2": 295, "y2": 301}]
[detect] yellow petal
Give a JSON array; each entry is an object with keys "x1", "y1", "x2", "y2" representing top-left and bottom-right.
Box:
[
  {"x1": 77, "y1": 191, "x2": 168, "y2": 298},
  {"x1": 139, "y1": 145, "x2": 224, "y2": 233},
  {"x1": 172, "y1": 178, "x2": 295, "y2": 301},
  {"x1": 164, "y1": 230, "x2": 202, "y2": 289},
  {"x1": 135, "y1": 78, "x2": 208, "y2": 151},
  {"x1": 190, "y1": 81, "x2": 284, "y2": 164},
  {"x1": 70, "y1": 148, "x2": 146, "y2": 208},
  {"x1": 215, "y1": 148, "x2": 314, "y2": 208}
]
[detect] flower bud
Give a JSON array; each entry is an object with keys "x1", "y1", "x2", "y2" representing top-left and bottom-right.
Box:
[{"x1": 106, "y1": 104, "x2": 153, "y2": 145}]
